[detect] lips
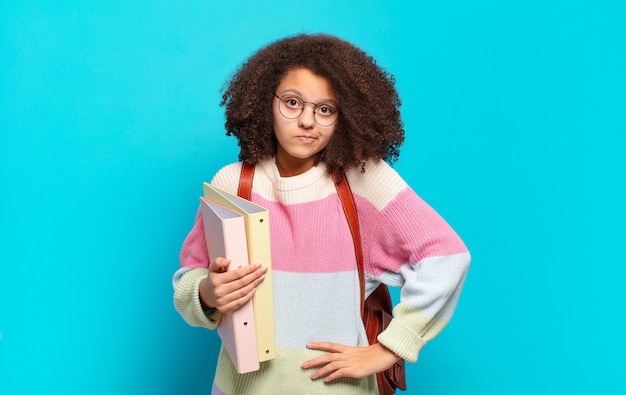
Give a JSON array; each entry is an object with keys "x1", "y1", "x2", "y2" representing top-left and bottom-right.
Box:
[{"x1": 296, "y1": 135, "x2": 317, "y2": 143}]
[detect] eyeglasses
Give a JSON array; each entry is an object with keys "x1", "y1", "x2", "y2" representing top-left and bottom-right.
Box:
[{"x1": 274, "y1": 94, "x2": 339, "y2": 127}]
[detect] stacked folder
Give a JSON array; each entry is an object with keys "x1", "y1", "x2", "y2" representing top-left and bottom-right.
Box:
[{"x1": 200, "y1": 183, "x2": 276, "y2": 374}]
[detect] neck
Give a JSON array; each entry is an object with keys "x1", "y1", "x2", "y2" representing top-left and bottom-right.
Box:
[{"x1": 275, "y1": 152, "x2": 315, "y2": 177}]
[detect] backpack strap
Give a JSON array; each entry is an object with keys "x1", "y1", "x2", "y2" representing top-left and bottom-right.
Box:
[{"x1": 237, "y1": 162, "x2": 255, "y2": 200}]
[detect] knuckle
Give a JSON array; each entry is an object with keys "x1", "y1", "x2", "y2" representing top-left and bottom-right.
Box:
[{"x1": 213, "y1": 288, "x2": 225, "y2": 299}]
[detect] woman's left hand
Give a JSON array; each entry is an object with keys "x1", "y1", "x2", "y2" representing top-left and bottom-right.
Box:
[{"x1": 302, "y1": 341, "x2": 400, "y2": 382}]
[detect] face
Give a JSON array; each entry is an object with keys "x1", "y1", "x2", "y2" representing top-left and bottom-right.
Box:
[{"x1": 272, "y1": 68, "x2": 338, "y2": 176}]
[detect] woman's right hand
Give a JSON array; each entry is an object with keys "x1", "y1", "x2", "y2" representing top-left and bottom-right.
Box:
[{"x1": 199, "y1": 257, "x2": 267, "y2": 313}]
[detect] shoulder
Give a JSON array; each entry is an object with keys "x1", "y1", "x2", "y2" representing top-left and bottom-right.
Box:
[
  {"x1": 345, "y1": 160, "x2": 410, "y2": 210},
  {"x1": 209, "y1": 162, "x2": 243, "y2": 194}
]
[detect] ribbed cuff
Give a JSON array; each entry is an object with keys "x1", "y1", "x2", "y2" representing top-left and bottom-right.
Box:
[
  {"x1": 377, "y1": 318, "x2": 425, "y2": 363},
  {"x1": 191, "y1": 272, "x2": 220, "y2": 328},
  {"x1": 173, "y1": 268, "x2": 220, "y2": 329}
]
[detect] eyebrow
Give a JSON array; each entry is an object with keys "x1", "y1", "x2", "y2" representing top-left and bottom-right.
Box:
[{"x1": 278, "y1": 89, "x2": 338, "y2": 105}]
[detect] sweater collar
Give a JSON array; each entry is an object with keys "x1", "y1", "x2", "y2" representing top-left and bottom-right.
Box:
[{"x1": 259, "y1": 158, "x2": 328, "y2": 191}]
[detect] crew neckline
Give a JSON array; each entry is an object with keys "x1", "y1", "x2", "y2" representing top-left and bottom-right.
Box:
[{"x1": 259, "y1": 158, "x2": 328, "y2": 191}]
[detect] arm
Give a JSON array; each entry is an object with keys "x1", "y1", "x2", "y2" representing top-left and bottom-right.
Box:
[
  {"x1": 369, "y1": 187, "x2": 471, "y2": 363},
  {"x1": 173, "y1": 209, "x2": 220, "y2": 328}
]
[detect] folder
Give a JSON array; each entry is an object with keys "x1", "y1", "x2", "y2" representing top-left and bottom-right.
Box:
[
  {"x1": 203, "y1": 183, "x2": 276, "y2": 362},
  {"x1": 200, "y1": 197, "x2": 260, "y2": 374}
]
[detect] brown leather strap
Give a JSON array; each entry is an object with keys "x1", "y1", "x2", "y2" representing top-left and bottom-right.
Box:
[
  {"x1": 238, "y1": 162, "x2": 255, "y2": 200},
  {"x1": 237, "y1": 163, "x2": 366, "y2": 318}
]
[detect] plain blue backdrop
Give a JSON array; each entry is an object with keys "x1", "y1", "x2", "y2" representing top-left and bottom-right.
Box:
[{"x1": 1, "y1": 1, "x2": 625, "y2": 394}]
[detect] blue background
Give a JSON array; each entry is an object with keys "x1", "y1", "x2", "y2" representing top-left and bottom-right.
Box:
[{"x1": 1, "y1": 1, "x2": 625, "y2": 394}]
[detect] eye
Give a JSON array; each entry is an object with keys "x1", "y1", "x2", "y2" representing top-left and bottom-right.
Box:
[
  {"x1": 283, "y1": 96, "x2": 303, "y2": 109},
  {"x1": 316, "y1": 104, "x2": 336, "y2": 117}
]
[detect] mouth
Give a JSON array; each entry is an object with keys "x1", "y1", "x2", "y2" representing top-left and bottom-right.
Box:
[{"x1": 296, "y1": 135, "x2": 317, "y2": 143}]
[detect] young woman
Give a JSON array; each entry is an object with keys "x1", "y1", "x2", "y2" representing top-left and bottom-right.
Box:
[{"x1": 173, "y1": 34, "x2": 470, "y2": 395}]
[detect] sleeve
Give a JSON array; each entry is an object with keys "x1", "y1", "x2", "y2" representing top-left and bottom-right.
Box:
[
  {"x1": 172, "y1": 209, "x2": 221, "y2": 329},
  {"x1": 171, "y1": 163, "x2": 242, "y2": 329},
  {"x1": 355, "y1": 166, "x2": 470, "y2": 363}
]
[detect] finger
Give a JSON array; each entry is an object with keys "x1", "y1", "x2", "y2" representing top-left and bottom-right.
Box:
[
  {"x1": 229, "y1": 263, "x2": 268, "y2": 283},
  {"x1": 215, "y1": 264, "x2": 265, "y2": 294},
  {"x1": 217, "y1": 287, "x2": 256, "y2": 313},
  {"x1": 210, "y1": 264, "x2": 266, "y2": 312},
  {"x1": 215, "y1": 262, "x2": 267, "y2": 283},
  {"x1": 322, "y1": 368, "x2": 349, "y2": 383},
  {"x1": 310, "y1": 361, "x2": 348, "y2": 381},
  {"x1": 302, "y1": 342, "x2": 346, "y2": 369},
  {"x1": 302, "y1": 354, "x2": 333, "y2": 369},
  {"x1": 210, "y1": 263, "x2": 264, "y2": 293},
  {"x1": 302, "y1": 347, "x2": 346, "y2": 369},
  {"x1": 201, "y1": 262, "x2": 265, "y2": 310},
  {"x1": 214, "y1": 267, "x2": 266, "y2": 310},
  {"x1": 209, "y1": 257, "x2": 230, "y2": 273},
  {"x1": 306, "y1": 342, "x2": 346, "y2": 353}
]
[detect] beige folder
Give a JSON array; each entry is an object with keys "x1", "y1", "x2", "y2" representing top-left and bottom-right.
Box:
[{"x1": 203, "y1": 183, "x2": 276, "y2": 362}]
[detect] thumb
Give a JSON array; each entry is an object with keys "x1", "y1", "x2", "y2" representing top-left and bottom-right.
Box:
[{"x1": 210, "y1": 257, "x2": 230, "y2": 273}]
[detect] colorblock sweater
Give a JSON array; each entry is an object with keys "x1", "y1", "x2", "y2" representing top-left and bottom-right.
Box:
[{"x1": 173, "y1": 159, "x2": 470, "y2": 395}]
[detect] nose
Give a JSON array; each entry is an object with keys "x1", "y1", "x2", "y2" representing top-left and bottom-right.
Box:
[{"x1": 298, "y1": 104, "x2": 316, "y2": 128}]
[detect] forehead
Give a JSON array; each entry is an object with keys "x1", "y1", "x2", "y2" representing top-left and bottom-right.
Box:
[{"x1": 276, "y1": 68, "x2": 337, "y2": 101}]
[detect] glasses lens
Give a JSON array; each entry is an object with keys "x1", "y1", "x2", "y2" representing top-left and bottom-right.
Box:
[
  {"x1": 313, "y1": 103, "x2": 338, "y2": 127},
  {"x1": 278, "y1": 95, "x2": 303, "y2": 119}
]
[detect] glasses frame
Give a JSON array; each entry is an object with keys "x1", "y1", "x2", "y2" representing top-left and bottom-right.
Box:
[{"x1": 274, "y1": 94, "x2": 339, "y2": 127}]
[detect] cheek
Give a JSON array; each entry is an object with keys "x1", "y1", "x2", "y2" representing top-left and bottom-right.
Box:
[
  {"x1": 321, "y1": 128, "x2": 337, "y2": 145},
  {"x1": 272, "y1": 121, "x2": 294, "y2": 151},
  {"x1": 272, "y1": 106, "x2": 287, "y2": 129},
  {"x1": 271, "y1": 109, "x2": 281, "y2": 134}
]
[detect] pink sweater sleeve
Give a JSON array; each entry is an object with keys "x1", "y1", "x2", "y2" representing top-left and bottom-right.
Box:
[{"x1": 180, "y1": 209, "x2": 210, "y2": 269}]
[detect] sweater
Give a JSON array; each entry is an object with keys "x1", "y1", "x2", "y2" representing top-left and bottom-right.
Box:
[{"x1": 173, "y1": 159, "x2": 470, "y2": 395}]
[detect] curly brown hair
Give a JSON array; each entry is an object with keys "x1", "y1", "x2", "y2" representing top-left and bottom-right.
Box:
[{"x1": 220, "y1": 33, "x2": 404, "y2": 173}]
